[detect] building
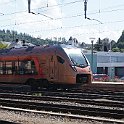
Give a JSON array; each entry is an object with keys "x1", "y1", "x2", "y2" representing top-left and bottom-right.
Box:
[{"x1": 84, "y1": 50, "x2": 124, "y2": 79}]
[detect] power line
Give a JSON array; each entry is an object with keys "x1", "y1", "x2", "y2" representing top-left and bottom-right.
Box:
[
  {"x1": 1, "y1": 6, "x2": 124, "y2": 24},
  {"x1": 2, "y1": 18, "x2": 123, "y2": 32},
  {"x1": 36, "y1": 0, "x2": 83, "y2": 10},
  {"x1": 0, "y1": 0, "x2": 83, "y2": 17},
  {"x1": 1, "y1": 16, "x2": 124, "y2": 29},
  {"x1": 0, "y1": 0, "x2": 124, "y2": 19},
  {"x1": 101, "y1": 4, "x2": 124, "y2": 10},
  {"x1": 28, "y1": 27, "x2": 123, "y2": 39},
  {"x1": 1, "y1": 6, "x2": 124, "y2": 20},
  {"x1": 72, "y1": 29, "x2": 122, "y2": 38},
  {"x1": 28, "y1": 0, "x2": 83, "y2": 19},
  {"x1": 0, "y1": 0, "x2": 124, "y2": 35},
  {"x1": 0, "y1": 13, "x2": 83, "y2": 23},
  {"x1": 1, "y1": 6, "x2": 124, "y2": 25},
  {"x1": 88, "y1": 8, "x2": 124, "y2": 15},
  {"x1": 0, "y1": 10, "x2": 27, "y2": 17}
]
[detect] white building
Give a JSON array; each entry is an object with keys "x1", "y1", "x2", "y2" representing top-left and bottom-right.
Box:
[
  {"x1": 84, "y1": 50, "x2": 124, "y2": 78},
  {"x1": 97, "y1": 51, "x2": 124, "y2": 78}
]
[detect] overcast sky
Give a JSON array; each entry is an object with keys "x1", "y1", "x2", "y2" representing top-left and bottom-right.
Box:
[{"x1": 0, "y1": 0, "x2": 124, "y2": 43}]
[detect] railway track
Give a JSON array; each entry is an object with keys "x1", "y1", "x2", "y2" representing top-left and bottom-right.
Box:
[
  {"x1": 0, "y1": 89, "x2": 124, "y2": 105},
  {"x1": 0, "y1": 83, "x2": 124, "y2": 123},
  {"x1": 0, "y1": 93, "x2": 124, "y2": 121},
  {"x1": 1, "y1": 89, "x2": 124, "y2": 102},
  {"x1": 0, "y1": 93, "x2": 124, "y2": 108},
  {"x1": 30, "y1": 89, "x2": 124, "y2": 102},
  {"x1": 1, "y1": 106, "x2": 124, "y2": 124}
]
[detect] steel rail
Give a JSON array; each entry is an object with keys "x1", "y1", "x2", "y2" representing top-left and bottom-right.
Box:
[
  {"x1": 0, "y1": 93, "x2": 124, "y2": 108},
  {"x1": 31, "y1": 91, "x2": 124, "y2": 101},
  {"x1": 1, "y1": 106, "x2": 124, "y2": 124},
  {"x1": 0, "y1": 98, "x2": 123, "y2": 119}
]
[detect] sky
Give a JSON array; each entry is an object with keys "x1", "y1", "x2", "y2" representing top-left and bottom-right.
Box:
[{"x1": 0, "y1": 0, "x2": 124, "y2": 44}]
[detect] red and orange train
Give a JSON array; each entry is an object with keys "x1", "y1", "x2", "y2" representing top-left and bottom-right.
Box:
[{"x1": 0, "y1": 45, "x2": 92, "y2": 88}]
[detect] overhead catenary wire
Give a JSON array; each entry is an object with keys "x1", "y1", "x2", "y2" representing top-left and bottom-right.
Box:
[
  {"x1": 0, "y1": 0, "x2": 124, "y2": 41},
  {"x1": 1, "y1": 0, "x2": 124, "y2": 17},
  {"x1": 28, "y1": 27, "x2": 122, "y2": 37},
  {"x1": 2, "y1": 18, "x2": 122, "y2": 33},
  {"x1": 0, "y1": 0, "x2": 124, "y2": 31},
  {"x1": 1, "y1": 6, "x2": 124, "y2": 23},
  {"x1": 1, "y1": 13, "x2": 124, "y2": 29}
]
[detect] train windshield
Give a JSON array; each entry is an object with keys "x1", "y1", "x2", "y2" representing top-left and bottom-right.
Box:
[{"x1": 64, "y1": 48, "x2": 89, "y2": 68}]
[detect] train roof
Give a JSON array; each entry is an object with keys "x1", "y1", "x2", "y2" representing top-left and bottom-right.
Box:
[
  {"x1": 0, "y1": 44, "x2": 84, "y2": 58},
  {"x1": 60, "y1": 44, "x2": 83, "y2": 54},
  {"x1": 0, "y1": 45, "x2": 63, "y2": 57}
]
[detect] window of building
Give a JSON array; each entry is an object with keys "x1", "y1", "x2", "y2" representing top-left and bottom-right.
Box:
[
  {"x1": 117, "y1": 56, "x2": 124, "y2": 62},
  {"x1": 97, "y1": 56, "x2": 109, "y2": 63}
]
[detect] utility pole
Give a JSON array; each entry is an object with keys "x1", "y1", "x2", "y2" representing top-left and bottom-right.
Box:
[
  {"x1": 90, "y1": 38, "x2": 95, "y2": 72},
  {"x1": 83, "y1": 0, "x2": 103, "y2": 24},
  {"x1": 28, "y1": 0, "x2": 31, "y2": 13},
  {"x1": 83, "y1": 0, "x2": 88, "y2": 19},
  {"x1": 27, "y1": 0, "x2": 53, "y2": 19}
]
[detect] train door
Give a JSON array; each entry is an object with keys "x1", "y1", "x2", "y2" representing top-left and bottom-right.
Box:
[{"x1": 49, "y1": 55, "x2": 58, "y2": 81}]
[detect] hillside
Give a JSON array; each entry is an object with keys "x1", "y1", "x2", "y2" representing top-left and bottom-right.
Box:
[
  {"x1": 112, "y1": 30, "x2": 124, "y2": 52},
  {"x1": 0, "y1": 29, "x2": 56, "y2": 47}
]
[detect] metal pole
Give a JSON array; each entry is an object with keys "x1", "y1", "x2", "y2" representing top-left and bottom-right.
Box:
[
  {"x1": 90, "y1": 37, "x2": 95, "y2": 72},
  {"x1": 28, "y1": 0, "x2": 31, "y2": 13},
  {"x1": 91, "y1": 40, "x2": 93, "y2": 71},
  {"x1": 84, "y1": 0, "x2": 88, "y2": 19}
]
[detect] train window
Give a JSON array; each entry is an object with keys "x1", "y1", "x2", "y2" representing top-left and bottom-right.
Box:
[
  {"x1": 2, "y1": 62, "x2": 6, "y2": 74},
  {"x1": 18, "y1": 60, "x2": 37, "y2": 75},
  {"x1": 5, "y1": 61, "x2": 12, "y2": 74},
  {"x1": 0, "y1": 61, "x2": 13, "y2": 75},
  {"x1": 57, "y1": 56, "x2": 65, "y2": 64},
  {"x1": 13, "y1": 61, "x2": 19, "y2": 74},
  {"x1": 0, "y1": 62, "x2": 3, "y2": 74},
  {"x1": 0, "y1": 60, "x2": 37, "y2": 75}
]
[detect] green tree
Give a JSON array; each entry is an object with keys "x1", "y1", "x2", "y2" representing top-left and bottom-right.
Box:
[
  {"x1": 112, "y1": 30, "x2": 124, "y2": 52},
  {"x1": 112, "y1": 47, "x2": 120, "y2": 52}
]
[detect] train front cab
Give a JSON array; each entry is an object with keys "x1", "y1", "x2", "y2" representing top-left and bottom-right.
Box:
[{"x1": 62, "y1": 47, "x2": 92, "y2": 85}]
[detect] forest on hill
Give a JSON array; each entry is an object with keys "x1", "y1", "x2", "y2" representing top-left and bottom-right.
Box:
[
  {"x1": 0, "y1": 29, "x2": 124, "y2": 52},
  {"x1": 0, "y1": 29, "x2": 59, "y2": 48},
  {"x1": 113, "y1": 30, "x2": 124, "y2": 51}
]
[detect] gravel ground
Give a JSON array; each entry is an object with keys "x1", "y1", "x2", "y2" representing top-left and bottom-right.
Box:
[{"x1": 0, "y1": 109, "x2": 109, "y2": 124}]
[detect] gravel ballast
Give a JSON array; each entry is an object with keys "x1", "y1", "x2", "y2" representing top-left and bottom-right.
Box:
[{"x1": 0, "y1": 109, "x2": 108, "y2": 124}]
